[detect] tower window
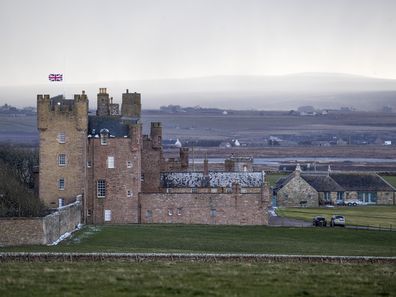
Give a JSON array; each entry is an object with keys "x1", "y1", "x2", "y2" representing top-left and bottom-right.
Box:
[
  {"x1": 97, "y1": 179, "x2": 106, "y2": 198},
  {"x1": 58, "y1": 132, "x2": 66, "y2": 143},
  {"x1": 58, "y1": 154, "x2": 66, "y2": 166},
  {"x1": 107, "y1": 156, "x2": 115, "y2": 168},
  {"x1": 127, "y1": 190, "x2": 132, "y2": 197},
  {"x1": 100, "y1": 129, "x2": 109, "y2": 145},
  {"x1": 58, "y1": 178, "x2": 65, "y2": 190},
  {"x1": 127, "y1": 161, "x2": 132, "y2": 168}
]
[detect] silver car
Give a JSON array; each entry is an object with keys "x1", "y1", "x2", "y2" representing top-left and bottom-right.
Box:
[{"x1": 330, "y1": 215, "x2": 345, "y2": 227}]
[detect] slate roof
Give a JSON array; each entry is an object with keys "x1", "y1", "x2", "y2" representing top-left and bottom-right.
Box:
[
  {"x1": 329, "y1": 173, "x2": 395, "y2": 192},
  {"x1": 88, "y1": 116, "x2": 136, "y2": 137},
  {"x1": 274, "y1": 172, "x2": 395, "y2": 193},
  {"x1": 161, "y1": 172, "x2": 264, "y2": 188},
  {"x1": 301, "y1": 174, "x2": 344, "y2": 192}
]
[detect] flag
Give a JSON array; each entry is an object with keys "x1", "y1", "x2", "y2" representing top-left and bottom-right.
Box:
[{"x1": 48, "y1": 74, "x2": 63, "y2": 81}]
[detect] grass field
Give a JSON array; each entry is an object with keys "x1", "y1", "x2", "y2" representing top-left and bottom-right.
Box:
[
  {"x1": 266, "y1": 173, "x2": 287, "y2": 186},
  {"x1": 1, "y1": 225, "x2": 396, "y2": 256},
  {"x1": 382, "y1": 175, "x2": 396, "y2": 188},
  {"x1": 276, "y1": 206, "x2": 396, "y2": 228},
  {"x1": 0, "y1": 261, "x2": 395, "y2": 297}
]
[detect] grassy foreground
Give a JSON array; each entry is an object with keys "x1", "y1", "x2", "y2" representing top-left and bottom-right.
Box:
[
  {"x1": 1, "y1": 224, "x2": 396, "y2": 256},
  {"x1": 0, "y1": 261, "x2": 394, "y2": 297},
  {"x1": 276, "y1": 206, "x2": 396, "y2": 227}
]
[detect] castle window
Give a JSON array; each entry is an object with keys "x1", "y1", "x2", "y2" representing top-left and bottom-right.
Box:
[
  {"x1": 177, "y1": 208, "x2": 182, "y2": 216},
  {"x1": 107, "y1": 156, "x2": 115, "y2": 168},
  {"x1": 168, "y1": 208, "x2": 173, "y2": 216},
  {"x1": 141, "y1": 174, "x2": 145, "y2": 181},
  {"x1": 104, "y1": 209, "x2": 112, "y2": 222},
  {"x1": 87, "y1": 161, "x2": 92, "y2": 168},
  {"x1": 58, "y1": 178, "x2": 65, "y2": 190},
  {"x1": 127, "y1": 161, "x2": 132, "y2": 168},
  {"x1": 58, "y1": 198, "x2": 65, "y2": 207},
  {"x1": 210, "y1": 209, "x2": 217, "y2": 217},
  {"x1": 127, "y1": 190, "x2": 132, "y2": 197},
  {"x1": 58, "y1": 132, "x2": 66, "y2": 144},
  {"x1": 100, "y1": 129, "x2": 109, "y2": 145},
  {"x1": 58, "y1": 154, "x2": 66, "y2": 166},
  {"x1": 97, "y1": 179, "x2": 106, "y2": 198}
]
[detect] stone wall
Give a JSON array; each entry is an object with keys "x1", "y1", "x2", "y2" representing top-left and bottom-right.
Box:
[
  {"x1": 277, "y1": 174, "x2": 319, "y2": 207},
  {"x1": 0, "y1": 200, "x2": 81, "y2": 246},
  {"x1": 139, "y1": 188, "x2": 269, "y2": 225}
]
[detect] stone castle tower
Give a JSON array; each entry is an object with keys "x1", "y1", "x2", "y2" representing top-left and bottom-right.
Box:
[{"x1": 37, "y1": 91, "x2": 88, "y2": 207}]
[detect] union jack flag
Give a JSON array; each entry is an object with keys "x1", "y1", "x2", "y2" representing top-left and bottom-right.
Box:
[{"x1": 48, "y1": 74, "x2": 63, "y2": 81}]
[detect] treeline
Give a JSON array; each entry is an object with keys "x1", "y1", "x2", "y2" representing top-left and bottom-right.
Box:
[{"x1": 0, "y1": 145, "x2": 46, "y2": 217}]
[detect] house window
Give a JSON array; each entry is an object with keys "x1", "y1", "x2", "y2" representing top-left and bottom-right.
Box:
[
  {"x1": 97, "y1": 179, "x2": 106, "y2": 198},
  {"x1": 58, "y1": 178, "x2": 65, "y2": 190},
  {"x1": 107, "y1": 156, "x2": 115, "y2": 168},
  {"x1": 211, "y1": 188, "x2": 217, "y2": 193},
  {"x1": 324, "y1": 192, "x2": 331, "y2": 201},
  {"x1": 58, "y1": 154, "x2": 66, "y2": 166},
  {"x1": 127, "y1": 190, "x2": 132, "y2": 197},
  {"x1": 100, "y1": 129, "x2": 109, "y2": 145},
  {"x1": 127, "y1": 161, "x2": 132, "y2": 168},
  {"x1": 358, "y1": 192, "x2": 377, "y2": 204},
  {"x1": 58, "y1": 198, "x2": 65, "y2": 207},
  {"x1": 337, "y1": 192, "x2": 344, "y2": 201},
  {"x1": 191, "y1": 188, "x2": 197, "y2": 193},
  {"x1": 58, "y1": 132, "x2": 65, "y2": 143},
  {"x1": 104, "y1": 209, "x2": 112, "y2": 221}
]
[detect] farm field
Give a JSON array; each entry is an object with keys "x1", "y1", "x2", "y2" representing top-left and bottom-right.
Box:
[
  {"x1": 276, "y1": 206, "x2": 396, "y2": 228},
  {"x1": 0, "y1": 261, "x2": 394, "y2": 297},
  {"x1": 1, "y1": 225, "x2": 396, "y2": 256}
]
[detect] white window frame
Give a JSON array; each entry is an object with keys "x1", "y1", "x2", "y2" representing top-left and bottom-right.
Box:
[
  {"x1": 58, "y1": 132, "x2": 66, "y2": 144},
  {"x1": 107, "y1": 156, "x2": 115, "y2": 168},
  {"x1": 104, "y1": 209, "x2": 112, "y2": 221},
  {"x1": 58, "y1": 154, "x2": 66, "y2": 166},
  {"x1": 127, "y1": 161, "x2": 132, "y2": 168},
  {"x1": 127, "y1": 190, "x2": 132, "y2": 197},
  {"x1": 58, "y1": 178, "x2": 65, "y2": 190},
  {"x1": 97, "y1": 179, "x2": 106, "y2": 198}
]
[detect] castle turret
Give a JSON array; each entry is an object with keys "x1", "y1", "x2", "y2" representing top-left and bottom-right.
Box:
[
  {"x1": 37, "y1": 92, "x2": 88, "y2": 207},
  {"x1": 121, "y1": 89, "x2": 141, "y2": 119},
  {"x1": 150, "y1": 122, "x2": 162, "y2": 149}
]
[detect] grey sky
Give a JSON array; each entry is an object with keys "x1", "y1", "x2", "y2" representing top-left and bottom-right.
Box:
[{"x1": 1, "y1": 0, "x2": 396, "y2": 86}]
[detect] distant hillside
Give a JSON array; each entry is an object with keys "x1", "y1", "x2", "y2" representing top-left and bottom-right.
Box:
[{"x1": 1, "y1": 73, "x2": 396, "y2": 111}]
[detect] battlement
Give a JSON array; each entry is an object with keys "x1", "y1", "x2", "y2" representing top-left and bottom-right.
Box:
[{"x1": 37, "y1": 91, "x2": 88, "y2": 131}]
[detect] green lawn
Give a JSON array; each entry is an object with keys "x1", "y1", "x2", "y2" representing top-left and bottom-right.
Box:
[
  {"x1": 266, "y1": 173, "x2": 287, "y2": 186},
  {"x1": 276, "y1": 206, "x2": 396, "y2": 228},
  {"x1": 1, "y1": 224, "x2": 396, "y2": 256},
  {"x1": 381, "y1": 175, "x2": 396, "y2": 188},
  {"x1": 0, "y1": 261, "x2": 394, "y2": 297}
]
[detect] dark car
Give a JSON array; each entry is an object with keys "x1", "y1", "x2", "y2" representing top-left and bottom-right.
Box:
[{"x1": 312, "y1": 216, "x2": 327, "y2": 227}]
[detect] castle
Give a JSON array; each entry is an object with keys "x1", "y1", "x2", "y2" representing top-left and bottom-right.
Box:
[{"x1": 37, "y1": 88, "x2": 269, "y2": 225}]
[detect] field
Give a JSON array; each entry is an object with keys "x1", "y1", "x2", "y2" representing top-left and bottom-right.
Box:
[
  {"x1": 1, "y1": 225, "x2": 396, "y2": 256},
  {"x1": 276, "y1": 206, "x2": 396, "y2": 228},
  {"x1": 0, "y1": 261, "x2": 395, "y2": 297}
]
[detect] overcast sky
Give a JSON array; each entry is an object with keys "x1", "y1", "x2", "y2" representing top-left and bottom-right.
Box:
[{"x1": 1, "y1": 0, "x2": 396, "y2": 87}]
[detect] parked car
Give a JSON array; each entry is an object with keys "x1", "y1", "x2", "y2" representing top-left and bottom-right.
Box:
[
  {"x1": 312, "y1": 216, "x2": 327, "y2": 227},
  {"x1": 344, "y1": 199, "x2": 366, "y2": 206},
  {"x1": 330, "y1": 215, "x2": 345, "y2": 227}
]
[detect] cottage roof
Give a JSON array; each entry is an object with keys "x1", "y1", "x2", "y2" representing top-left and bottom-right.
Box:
[
  {"x1": 88, "y1": 116, "x2": 136, "y2": 137},
  {"x1": 301, "y1": 174, "x2": 344, "y2": 192},
  {"x1": 329, "y1": 173, "x2": 395, "y2": 192},
  {"x1": 161, "y1": 172, "x2": 264, "y2": 188}
]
